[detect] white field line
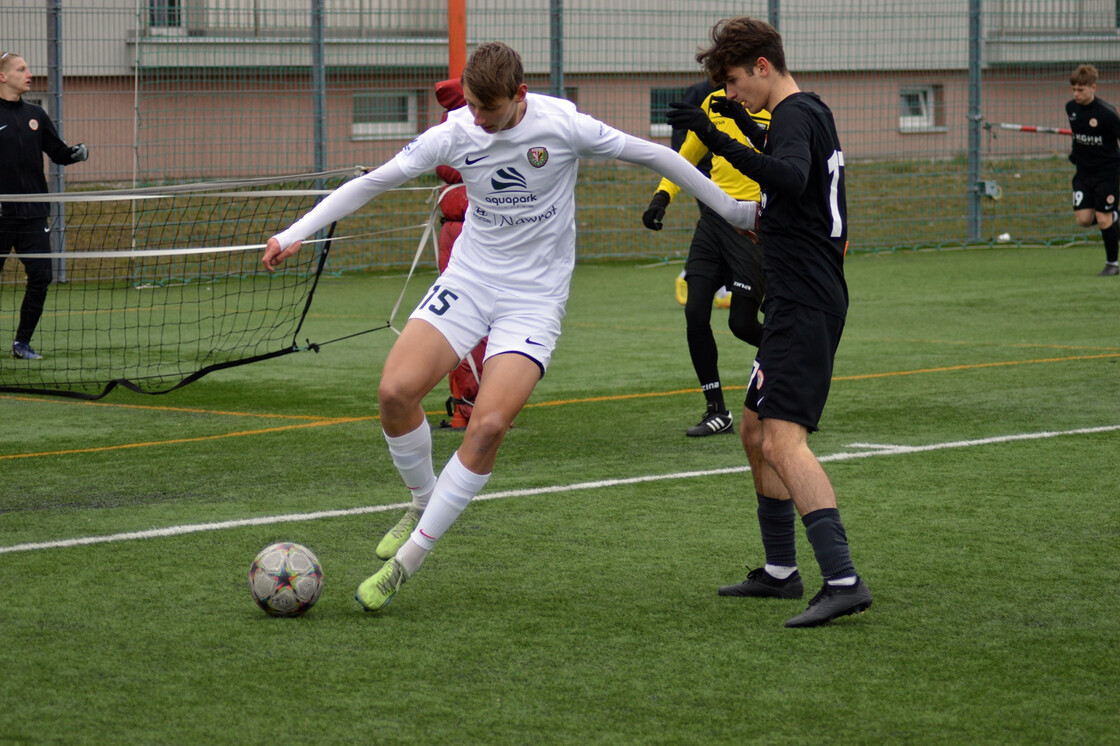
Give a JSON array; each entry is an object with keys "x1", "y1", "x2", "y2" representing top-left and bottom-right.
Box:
[{"x1": 2, "y1": 424, "x2": 1118, "y2": 555}]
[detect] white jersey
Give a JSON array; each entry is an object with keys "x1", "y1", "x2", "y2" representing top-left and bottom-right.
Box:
[
  {"x1": 395, "y1": 93, "x2": 627, "y2": 302},
  {"x1": 272, "y1": 95, "x2": 756, "y2": 304}
]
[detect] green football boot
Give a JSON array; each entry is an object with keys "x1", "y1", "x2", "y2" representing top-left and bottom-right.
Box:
[
  {"x1": 355, "y1": 557, "x2": 409, "y2": 612},
  {"x1": 375, "y1": 507, "x2": 421, "y2": 560}
]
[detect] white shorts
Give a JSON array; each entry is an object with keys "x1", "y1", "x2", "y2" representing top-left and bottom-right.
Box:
[{"x1": 408, "y1": 266, "x2": 566, "y2": 376}]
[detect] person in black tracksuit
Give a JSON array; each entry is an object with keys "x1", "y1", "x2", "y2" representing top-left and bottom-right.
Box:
[
  {"x1": 668, "y1": 16, "x2": 871, "y2": 628},
  {"x1": 1065, "y1": 64, "x2": 1120, "y2": 276},
  {"x1": 0, "y1": 52, "x2": 88, "y2": 359}
]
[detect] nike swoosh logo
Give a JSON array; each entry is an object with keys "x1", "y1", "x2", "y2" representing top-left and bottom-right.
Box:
[
  {"x1": 525, "y1": 337, "x2": 547, "y2": 347},
  {"x1": 465, "y1": 155, "x2": 489, "y2": 165},
  {"x1": 0, "y1": 125, "x2": 7, "y2": 132}
]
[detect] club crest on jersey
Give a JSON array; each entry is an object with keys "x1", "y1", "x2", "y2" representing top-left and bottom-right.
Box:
[
  {"x1": 1089, "y1": 118, "x2": 1098, "y2": 128},
  {"x1": 28, "y1": 118, "x2": 39, "y2": 131},
  {"x1": 526, "y1": 147, "x2": 549, "y2": 168}
]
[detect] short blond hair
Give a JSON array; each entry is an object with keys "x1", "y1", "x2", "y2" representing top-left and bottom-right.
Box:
[
  {"x1": 1070, "y1": 64, "x2": 1098, "y2": 87},
  {"x1": 0, "y1": 51, "x2": 22, "y2": 74},
  {"x1": 461, "y1": 42, "x2": 524, "y2": 107}
]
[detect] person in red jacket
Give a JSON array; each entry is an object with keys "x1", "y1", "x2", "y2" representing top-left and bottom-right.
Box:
[{"x1": 433, "y1": 77, "x2": 487, "y2": 430}]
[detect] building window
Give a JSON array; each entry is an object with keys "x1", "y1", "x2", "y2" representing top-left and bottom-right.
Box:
[
  {"x1": 650, "y1": 87, "x2": 689, "y2": 138},
  {"x1": 150, "y1": 0, "x2": 181, "y2": 28},
  {"x1": 352, "y1": 92, "x2": 417, "y2": 141},
  {"x1": 899, "y1": 86, "x2": 944, "y2": 133}
]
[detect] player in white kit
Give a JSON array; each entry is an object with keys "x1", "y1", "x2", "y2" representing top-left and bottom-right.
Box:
[{"x1": 263, "y1": 42, "x2": 758, "y2": 612}]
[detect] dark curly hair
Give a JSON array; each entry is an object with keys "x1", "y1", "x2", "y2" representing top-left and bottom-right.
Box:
[{"x1": 696, "y1": 17, "x2": 786, "y2": 85}]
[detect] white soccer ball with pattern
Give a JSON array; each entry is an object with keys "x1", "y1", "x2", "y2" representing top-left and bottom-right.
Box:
[{"x1": 248, "y1": 542, "x2": 324, "y2": 617}]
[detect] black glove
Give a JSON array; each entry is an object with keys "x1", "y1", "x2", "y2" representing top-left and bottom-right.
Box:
[
  {"x1": 666, "y1": 102, "x2": 720, "y2": 149},
  {"x1": 709, "y1": 96, "x2": 757, "y2": 135},
  {"x1": 69, "y1": 143, "x2": 88, "y2": 162},
  {"x1": 642, "y1": 190, "x2": 671, "y2": 231}
]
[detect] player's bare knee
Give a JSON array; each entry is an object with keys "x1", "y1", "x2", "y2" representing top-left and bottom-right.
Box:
[
  {"x1": 377, "y1": 378, "x2": 420, "y2": 418},
  {"x1": 760, "y1": 436, "x2": 795, "y2": 474},
  {"x1": 462, "y1": 411, "x2": 510, "y2": 452},
  {"x1": 740, "y1": 418, "x2": 762, "y2": 455}
]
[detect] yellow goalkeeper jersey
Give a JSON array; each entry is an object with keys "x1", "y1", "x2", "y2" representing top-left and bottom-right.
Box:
[{"x1": 655, "y1": 88, "x2": 770, "y2": 203}]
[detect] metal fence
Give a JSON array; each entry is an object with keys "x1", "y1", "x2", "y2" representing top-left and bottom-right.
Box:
[{"x1": 2, "y1": 0, "x2": 1117, "y2": 270}]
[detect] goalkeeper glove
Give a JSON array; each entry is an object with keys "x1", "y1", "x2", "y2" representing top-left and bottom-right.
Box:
[
  {"x1": 642, "y1": 190, "x2": 671, "y2": 231},
  {"x1": 709, "y1": 96, "x2": 757, "y2": 134},
  {"x1": 69, "y1": 143, "x2": 88, "y2": 162},
  {"x1": 666, "y1": 102, "x2": 720, "y2": 150}
]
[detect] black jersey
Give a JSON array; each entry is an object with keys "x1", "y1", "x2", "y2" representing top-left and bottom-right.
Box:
[
  {"x1": 1066, "y1": 96, "x2": 1120, "y2": 178},
  {"x1": 712, "y1": 92, "x2": 848, "y2": 318},
  {"x1": 0, "y1": 97, "x2": 77, "y2": 220}
]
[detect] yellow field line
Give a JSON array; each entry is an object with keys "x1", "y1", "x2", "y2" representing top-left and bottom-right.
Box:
[
  {"x1": 0, "y1": 417, "x2": 371, "y2": 461},
  {"x1": 0, "y1": 394, "x2": 328, "y2": 420},
  {"x1": 3, "y1": 351, "x2": 1115, "y2": 460},
  {"x1": 834, "y1": 352, "x2": 1120, "y2": 381}
]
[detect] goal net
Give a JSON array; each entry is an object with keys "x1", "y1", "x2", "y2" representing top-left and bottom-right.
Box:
[{"x1": 0, "y1": 170, "x2": 360, "y2": 400}]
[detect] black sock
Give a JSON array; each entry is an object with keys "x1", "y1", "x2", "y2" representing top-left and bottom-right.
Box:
[
  {"x1": 757, "y1": 493, "x2": 797, "y2": 568},
  {"x1": 703, "y1": 386, "x2": 726, "y2": 413},
  {"x1": 685, "y1": 275, "x2": 725, "y2": 413},
  {"x1": 1102, "y1": 221, "x2": 1119, "y2": 263},
  {"x1": 802, "y1": 508, "x2": 856, "y2": 580}
]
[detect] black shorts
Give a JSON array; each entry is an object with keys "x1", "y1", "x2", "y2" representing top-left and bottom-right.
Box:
[
  {"x1": 684, "y1": 203, "x2": 765, "y2": 304},
  {"x1": 744, "y1": 298, "x2": 845, "y2": 432},
  {"x1": 1072, "y1": 173, "x2": 1118, "y2": 214}
]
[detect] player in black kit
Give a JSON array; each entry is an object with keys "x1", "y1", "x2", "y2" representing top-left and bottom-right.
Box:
[
  {"x1": 0, "y1": 51, "x2": 88, "y2": 360},
  {"x1": 668, "y1": 16, "x2": 871, "y2": 627},
  {"x1": 1065, "y1": 64, "x2": 1120, "y2": 276}
]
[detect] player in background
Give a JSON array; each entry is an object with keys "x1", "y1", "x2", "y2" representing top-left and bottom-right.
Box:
[
  {"x1": 669, "y1": 81, "x2": 717, "y2": 309},
  {"x1": 668, "y1": 16, "x2": 871, "y2": 627},
  {"x1": 431, "y1": 77, "x2": 488, "y2": 432},
  {"x1": 1065, "y1": 64, "x2": 1120, "y2": 276},
  {"x1": 262, "y1": 42, "x2": 760, "y2": 613},
  {"x1": 643, "y1": 85, "x2": 769, "y2": 437},
  {"x1": 0, "y1": 51, "x2": 88, "y2": 360}
]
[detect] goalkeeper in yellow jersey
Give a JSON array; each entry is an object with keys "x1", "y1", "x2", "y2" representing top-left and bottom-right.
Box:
[{"x1": 642, "y1": 87, "x2": 769, "y2": 437}]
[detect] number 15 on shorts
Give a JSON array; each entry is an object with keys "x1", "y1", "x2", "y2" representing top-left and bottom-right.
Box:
[{"x1": 419, "y1": 284, "x2": 459, "y2": 316}]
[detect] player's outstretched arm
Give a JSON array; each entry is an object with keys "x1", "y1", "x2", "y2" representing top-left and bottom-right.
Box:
[
  {"x1": 618, "y1": 135, "x2": 757, "y2": 231},
  {"x1": 266, "y1": 160, "x2": 412, "y2": 267},
  {"x1": 668, "y1": 103, "x2": 806, "y2": 194},
  {"x1": 262, "y1": 236, "x2": 302, "y2": 273}
]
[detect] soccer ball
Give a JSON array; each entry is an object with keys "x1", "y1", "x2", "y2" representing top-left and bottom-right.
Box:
[{"x1": 248, "y1": 542, "x2": 324, "y2": 617}]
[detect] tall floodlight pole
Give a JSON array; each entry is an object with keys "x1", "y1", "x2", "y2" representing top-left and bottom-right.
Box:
[
  {"x1": 47, "y1": 0, "x2": 66, "y2": 276},
  {"x1": 312, "y1": 0, "x2": 326, "y2": 178},
  {"x1": 967, "y1": 0, "x2": 983, "y2": 240},
  {"x1": 550, "y1": 0, "x2": 563, "y2": 99}
]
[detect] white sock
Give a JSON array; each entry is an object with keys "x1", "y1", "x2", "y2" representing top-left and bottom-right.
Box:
[
  {"x1": 827, "y1": 575, "x2": 858, "y2": 587},
  {"x1": 396, "y1": 537, "x2": 427, "y2": 576},
  {"x1": 765, "y1": 564, "x2": 798, "y2": 580},
  {"x1": 384, "y1": 422, "x2": 437, "y2": 509},
  {"x1": 410, "y1": 451, "x2": 490, "y2": 552}
]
